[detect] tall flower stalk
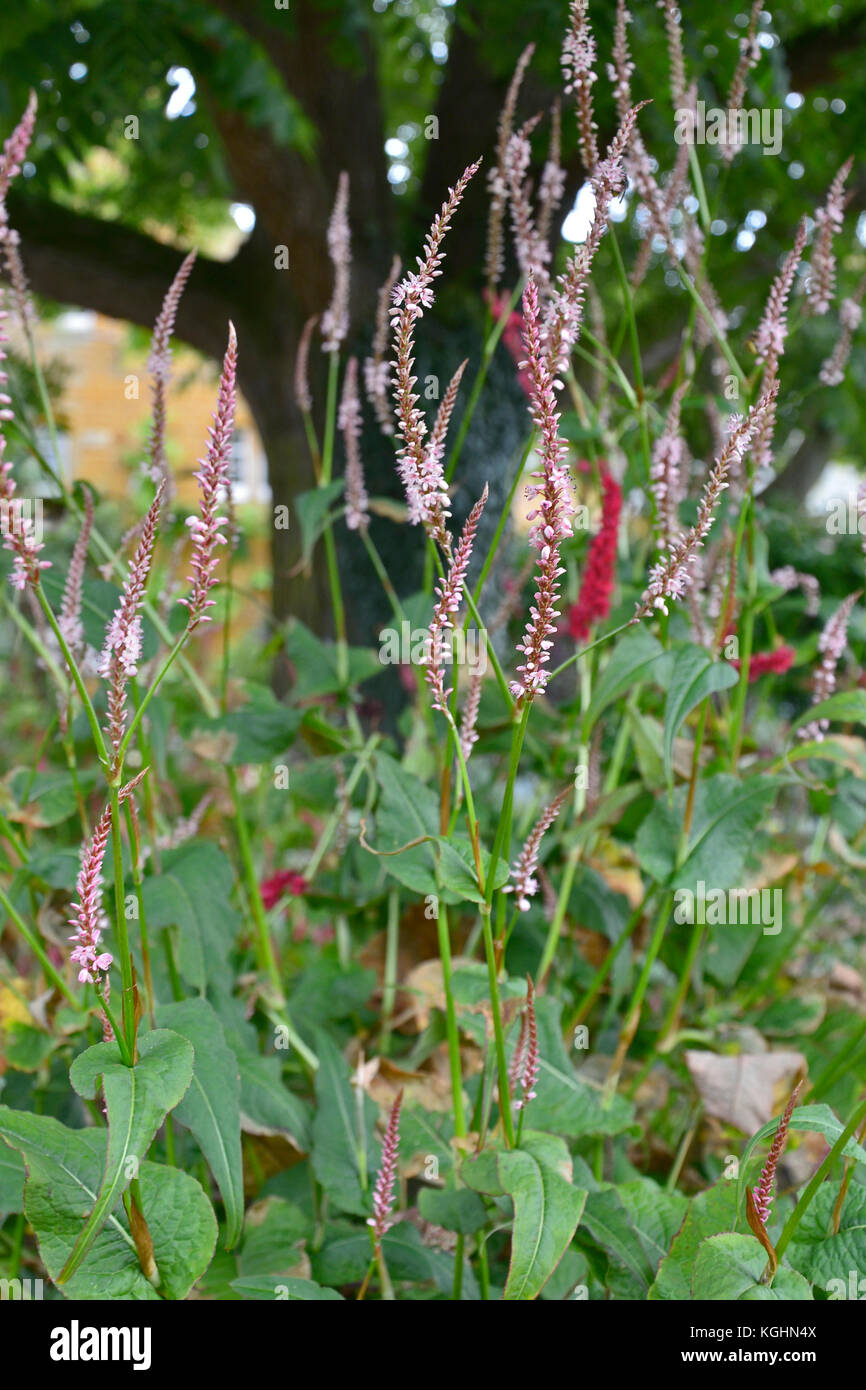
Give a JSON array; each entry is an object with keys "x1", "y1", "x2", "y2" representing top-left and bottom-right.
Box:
[{"x1": 391, "y1": 160, "x2": 481, "y2": 548}]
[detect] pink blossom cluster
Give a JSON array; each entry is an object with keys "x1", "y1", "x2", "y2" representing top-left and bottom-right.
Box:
[
  {"x1": 146, "y1": 249, "x2": 197, "y2": 488},
  {"x1": 751, "y1": 1081, "x2": 802, "y2": 1226},
  {"x1": 562, "y1": 0, "x2": 599, "y2": 173},
  {"x1": 424, "y1": 486, "x2": 488, "y2": 713},
  {"x1": 390, "y1": 160, "x2": 481, "y2": 546},
  {"x1": 338, "y1": 356, "x2": 369, "y2": 531},
  {"x1": 367, "y1": 1090, "x2": 403, "y2": 1247},
  {"x1": 798, "y1": 591, "x2": 860, "y2": 742},
  {"x1": 511, "y1": 277, "x2": 577, "y2": 701},
  {"x1": 98, "y1": 483, "x2": 164, "y2": 756},
  {"x1": 179, "y1": 323, "x2": 237, "y2": 628},
  {"x1": 363, "y1": 255, "x2": 401, "y2": 436},
  {"x1": 321, "y1": 172, "x2": 351, "y2": 354},
  {"x1": 509, "y1": 978, "x2": 540, "y2": 1111},
  {"x1": 68, "y1": 771, "x2": 146, "y2": 986},
  {"x1": 505, "y1": 785, "x2": 570, "y2": 911},
  {"x1": 635, "y1": 386, "x2": 777, "y2": 620}
]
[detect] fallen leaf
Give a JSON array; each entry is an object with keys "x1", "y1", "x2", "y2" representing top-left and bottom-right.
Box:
[{"x1": 684, "y1": 1050, "x2": 806, "y2": 1134}]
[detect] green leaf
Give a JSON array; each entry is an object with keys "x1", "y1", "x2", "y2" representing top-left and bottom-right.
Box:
[
  {"x1": 583, "y1": 629, "x2": 666, "y2": 738},
  {"x1": 234, "y1": 1050, "x2": 312, "y2": 1151},
  {"x1": 239, "y1": 1196, "x2": 311, "y2": 1275},
  {"x1": 0, "y1": 1109, "x2": 215, "y2": 1298},
  {"x1": 8, "y1": 768, "x2": 97, "y2": 827},
  {"x1": 155, "y1": 999, "x2": 244, "y2": 1250},
  {"x1": 230, "y1": 1274, "x2": 344, "y2": 1300},
  {"x1": 579, "y1": 1179, "x2": 688, "y2": 1299},
  {"x1": 786, "y1": 1185, "x2": 866, "y2": 1293},
  {"x1": 372, "y1": 752, "x2": 440, "y2": 895},
  {"x1": 0, "y1": 1141, "x2": 25, "y2": 1213},
  {"x1": 286, "y1": 619, "x2": 379, "y2": 697},
  {"x1": 525, "y1": 996, "x2": 637, "y2": 1139},
  {"x1": 636, "y1": 773, "x2": 785, "y2": 888},
  {"x1": 141, "y1": 842, "x2": 240, "y2": 993},
  {"x1": 189, "y1": 685, "x2": 301, "y2": 764},
  {"x1": 310, "y1": 1031, "x2": 380, "y2": 1218},
  {"x1": 791, "y1": 690, "x2": 866, "y2": 738},
  {"x1": 417, "y1": 1186, "x2": 487, "y2": 1234},
  {"x1": 293, "y1": 481, "x2": 345, "y2": 569},
  {"x1": 311, "y1": 1218, "x2": 478, "y2": 1298},
  {"x1": 692, "y1": 1233, "x2": 813, "y2": 1300},
  {"x1": 736, "y1": 1104, "x2": 866, "y2": 1223},
  {"x1": 663, "y1": 646, "x2": 738, "y2": 787},
  {"x1": 464, "y1": 1132, "x2": 586, "y2": 1300},
  {"x1": 60, "y1": 1028, "x2": 194, "y2": 1283},
  {"x1": 650, "y1": 1181, "x2": 739, "y2": 1300}
]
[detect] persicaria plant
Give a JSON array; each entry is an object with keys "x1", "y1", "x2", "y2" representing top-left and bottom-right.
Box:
[{"x1": 1, "y1": 0, "x2": 865, "y2": 1313}]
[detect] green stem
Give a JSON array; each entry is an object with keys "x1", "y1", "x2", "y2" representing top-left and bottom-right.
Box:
[{"x1": 436, "y1": 902, "x2": 467, "y2": 1139}]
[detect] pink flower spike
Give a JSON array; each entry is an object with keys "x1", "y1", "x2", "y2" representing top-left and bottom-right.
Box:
[
  {"x1": 367, "y1": 1090, "x2": 403, "y2": 1248},
  {"x1": 68, "y1": 770, "x2": 147, "y2": 988},
  {"x1": 294, "y1": 314, "x2": 319, "y2": 414},
  {"x1": 98, "y1": 483, "x2": 164, "y2": 757},
  {"x1": 514, "y1": 978, "x2": 540, "y2": 1111},
  {"x1": 635, "y1": 383, "x2": 778, "y2": 621},
  {"x1": 321, "y1": 172, "x2": 351, "y2": 354},
  {"x1": 511, "y1": 275, "x2": 577, "y2": 702},
  {"x1": 797, "y1": 591, "x2": 860, "y2": 743},
  {"x1": 391, "y1": 159, "x2": 482, "y2": 547},
  {"x1": 751, "y1": 1081, "x2": 802, "y2": 1226},
  {"x1": 338, "y1": 356, "x2": 369, "y2": 532},
  {"x1": 505, "y1": 785, "x2": 571, "y2": 912},
  {"x1": 562, "y1": 0, "x2": 598, "y2": 174},
  {"x1": 179, "y1": 322, "x2": 238, "y2": 629},
  {"x1": 364, "y1": 256, "x2": 401, "y2": 437},
  {"x1": 146, "y1": 249, "x2": 197, "y2": 491},
  {"x1": 485, "y1": 44, "x2": 535, "y2": 291},
  {"x1": 424, "y1": 485, "x2": 488, "y2": 713},
  {"x1": 0, "y1": 90, "x2": 37, "y2": 205}
]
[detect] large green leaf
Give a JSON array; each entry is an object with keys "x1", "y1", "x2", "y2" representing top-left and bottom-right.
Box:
[
  {"x1": 189, "y1": 684, "x2": 301, "y2": 764},
  {"x1": 636, "y1": 773, "x2": 785, "y2": 888},
  {"x1": 786, "y1": 1185, "x2": 866, "y2": 1293},
  {"x1": 0, "y1": 1110, "x2": 215, "y2": 1299},
  {"x1": 59, "y1": 1028, "x2": 194, "y2": 1283},
  {"x1": 691, "y1": 1233, "x2": 813, "y2": 1300},
  {"x1": 579, "y1": 1178, "x2": 688, "y2": 1299},
  {"x1": 650, "y1": 1181, "x2": 739, "y2": 1300},
  {"x1": 310, "y1": 1031, "x2": 380, "y2": 1218},
  {"x1": 582, "y1": 628, "x2": 667, "y2": 738},
  {"x1": 524, "y1": 996, "x2": 637, "y2": 1139},
  {"x1": 140, "y1": 842, "x2": 240, "y2": 992},
  {"x1": 464, "y1": 1132, "x2": 586, "y2": 1300},
  {"x1": 663, "y1": 646, "x2": 738, "y2": 786},
  {"x1": 155, "y1": 999, "x2": 244, "y2": 1250},
  {"x1": 230, "y1": 1275, "x2": 344, "y2": 1300},
  {"x1": 286, "y1": 619, "x2": 379, "y2": 697},
  {"x1": 0, "y1": 1141, "x2": 24, "y2": 1213},
  {"x1": 417, "y1": 1186, "x2": 487, "y2": 1234},
  {"x1": 311, "y1": 1218, "x2": 478, "y2": 1298}
]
